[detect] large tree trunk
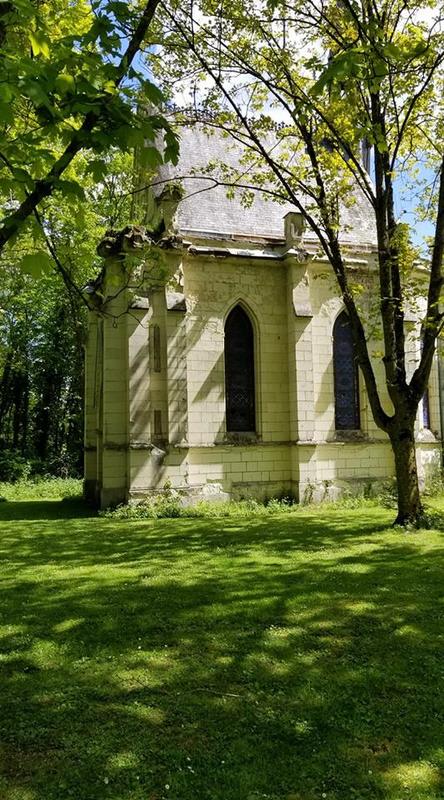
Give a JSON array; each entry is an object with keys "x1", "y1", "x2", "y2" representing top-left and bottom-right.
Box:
[{"x1": 389, "y1": 417, "x2": 422, "y2": 526}]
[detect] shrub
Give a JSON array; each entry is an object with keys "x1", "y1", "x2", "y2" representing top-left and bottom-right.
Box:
[
  {"x1": 0, "y1": 477, "x2": 82, "y2": 501},
  {"x1": 423, "y1": 468, "x2": 444, "y2": 497},
  {"x1": 0, "y1": 450, "x2": 32, "y2": 483},
  {"x1": 101, "y1": 493, "x2": 298, "y2": 520}
]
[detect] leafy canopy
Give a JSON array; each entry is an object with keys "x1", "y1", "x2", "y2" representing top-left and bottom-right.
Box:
[
  {"x1": 0, "y1": 0, "x2": 179, "y2": 267},
  {"x1": 154, "y1": 0, "x2": 443, "y2": 245}
]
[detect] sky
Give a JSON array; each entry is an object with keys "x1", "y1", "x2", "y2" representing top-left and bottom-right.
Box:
[{"x1": 395, "y1": 164, "x2": 437, "y2": 252}]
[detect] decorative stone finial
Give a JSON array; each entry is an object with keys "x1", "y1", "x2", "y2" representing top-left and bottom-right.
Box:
[
  {"x1": 284, "y1": 212, "x2": 305, "y2": 247},
  {"x1": 96, "y1": 225, "x2": 153, "y2": 258}
]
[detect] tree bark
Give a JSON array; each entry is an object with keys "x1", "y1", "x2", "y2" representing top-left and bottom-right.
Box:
[{"x1": 389, "y1": 417, "x2": 423, "y2": 526}]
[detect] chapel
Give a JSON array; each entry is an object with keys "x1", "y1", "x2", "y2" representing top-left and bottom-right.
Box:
[{"x1": 83, "y1": 125, "x2": 442, "y2": 508}]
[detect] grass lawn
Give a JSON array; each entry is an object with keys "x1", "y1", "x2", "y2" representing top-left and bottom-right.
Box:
[{"x1": 1, "y1": 489, "x2": 444, "y2": 800}]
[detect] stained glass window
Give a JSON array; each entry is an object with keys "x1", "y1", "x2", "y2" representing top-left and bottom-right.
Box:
[
  {"x1": 225, "y1": 306, "x2": 256, "y2": 432},
  {"x1": 333, "y1": 311, "x2": 360, "y2": 430}
]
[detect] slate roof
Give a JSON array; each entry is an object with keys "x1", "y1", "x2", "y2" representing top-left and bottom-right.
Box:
[{"x1": 152, "y1": 123, "x2": 376, "y2": 247}]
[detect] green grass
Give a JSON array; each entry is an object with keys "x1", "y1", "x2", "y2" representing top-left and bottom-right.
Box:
[
  {"x1": 1, "y1": 490, "x2": 444, "y2": 800},
  {"x1": 0, "y1": 477, "x2": 82, "y2": 501}
]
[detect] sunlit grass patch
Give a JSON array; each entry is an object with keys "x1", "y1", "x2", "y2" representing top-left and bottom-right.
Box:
[
  {"x1": 0, "y1": 477, "x2": 82, "y2": 501},
  {"x1": 1, "y1": 493, "x2": 444, "y2": 799},
  {"x1": 384, "y1": 761, "x2": 443, "y2": 798}
]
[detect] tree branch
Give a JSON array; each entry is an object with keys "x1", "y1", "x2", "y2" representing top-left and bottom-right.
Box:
[
  {"x1": 0, "y1": 0, "x2": 161, "y2": 253},
  {"x1": 410, "y1": 154, "x2": 444, "y2": 400}
]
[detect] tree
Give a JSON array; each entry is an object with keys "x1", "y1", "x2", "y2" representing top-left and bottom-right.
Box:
[
  {"x1": 0, "y1": 0, "x2": 181, "y2": 478},
  {"x1": 152, "y1": 0, "x2": 444, "y2": 525},
  {"x1": 0, "y1": 0, "x2": 178, "y2": 263},
  {"x1": 0, "y1": 148, "x2": 136, "y2": 477}
]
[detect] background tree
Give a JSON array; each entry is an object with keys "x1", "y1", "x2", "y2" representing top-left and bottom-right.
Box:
[
  {"x1": 153, "y1": 0, "x2": 444, "y2": 525},
  {"x1": 0, "y1": 0, "x2": 179, "y2": 478},
  {"x1": 0, "y1": 149, "x2": 135, "y2": 479}
]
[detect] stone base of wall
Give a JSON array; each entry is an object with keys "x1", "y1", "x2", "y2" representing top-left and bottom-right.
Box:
[
  {"x1": 129, "y1": 483, "x2": 231, "y2": 504},
  {"x1": 100, "y1": 440, "x2": 443, "y2": 509},
  {"x1": 99, "y1": 486, "x2": 128, "y2": 509},
  {"x1": 231, "y1": 480, "x2": 294, "y2": 502},
  {"x1": 129, "y1": 476, "x2": 384, "y2": 505},
  {"x1": 83, "y1": 478, "x2": 100, "y2": 506},
  {"x1": 298, "y1": 476, "x2": 391, "y2": 505},
  {"x1": 130, "y1": 479, "x2": 294, "y2": 505},
  {"x1": 417, "y1": 442, "x2": 442, "y2": 490}
]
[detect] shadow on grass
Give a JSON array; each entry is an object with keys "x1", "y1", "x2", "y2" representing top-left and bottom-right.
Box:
[
  {"x1": 0, "y1": 498, "x2": 94, "y2": 522},
  {"x1": 1, "y1": 499, "x2": 444, "y2": 800}
]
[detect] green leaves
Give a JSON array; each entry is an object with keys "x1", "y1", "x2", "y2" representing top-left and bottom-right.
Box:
[
  {"x1": 12, "y1": 167, "x2": 34, "y2": 191},
  {"x1": 9, "y1": 0, "x2": 36, "y2": 18},
  {"x1": 142, "y1": 81, "x2": 165, "y2": 106},
  {"x1": 105, "y1": 0, "x2": 129, "y2": 20},
  {"x1": 29, "y1": 31, "x2": 51, "y2": 59},
  {"x1": 0, "y1": 0, "x2": 177, "y2": 255},
  {"x1": 20, "y1": 251, "x2": 53, "y2": 277},
  {"x1": 0, "y1": 102, "x2": 14, "y2": 125},
  {"x1": 139, "y1": 146, "x2": 163, "y2": 169},
  {"x1": 0, "y1": 85, "x2": 14, "y2": 104},
  {"x1": 383, "y1": 42, "x2": 402, "y2": 61},
  {"x1": 84, "y1": 159, "x2": 108, "y2": 182},
  {"x1": 163, "y1": 129, "x2": 179, "y2": 166},
  {"x1": 372, "y1": 124, "x2": 388, "y2": 154},
  {"x1": 53, "y1": 179, "x2": 85, "y2": 199},
  {"x1": 54, "y1": 73, "x2": 76, "y2": 95},
  {"x1": 20, "y1": 81, "x2": 53, "y2": 112},
  {"x1": 311, "y1": 49, "x2": 365, "y2": 96}
]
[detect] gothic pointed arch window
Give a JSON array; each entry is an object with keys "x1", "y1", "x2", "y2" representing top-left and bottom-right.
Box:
[
  {"x1": 224, "y1": 305, "x2": 256, "y2": 432},
  {"x1": 333, "y1": 311, "x2": 360, "y2": 430}
]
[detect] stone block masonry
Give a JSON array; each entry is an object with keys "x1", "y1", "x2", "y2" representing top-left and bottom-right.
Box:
[{"x1": 84, "y1": 237, "x2": 442, "y2": 507}]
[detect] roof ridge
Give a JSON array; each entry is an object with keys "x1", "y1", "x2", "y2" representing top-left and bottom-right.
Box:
[{"x1": 165, "y1": 103, "x2": 289, "y2": 131}]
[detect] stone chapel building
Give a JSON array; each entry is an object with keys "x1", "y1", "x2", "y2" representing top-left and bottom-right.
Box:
[{"x1": 84, "y1": 125, "x2": 442, "y2": 508}]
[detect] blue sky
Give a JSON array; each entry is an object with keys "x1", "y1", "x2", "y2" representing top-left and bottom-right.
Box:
[{"x1": 394, "y1": 163, "x2": 436, "y2": 253}]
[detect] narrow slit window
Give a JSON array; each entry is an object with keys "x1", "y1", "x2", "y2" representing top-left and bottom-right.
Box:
[
  {"x1": 153, "y1": 324, "x2": 161, "y2": 373},
  {"x1": 154, "y1": 409, "x2": 162, "y2": 437},
  {"x1": 333, "y1": 311, "x2": 360, "y2": 430},
  {"x1": 224, "y1": 306, "x2": 256, "y2": 432}
]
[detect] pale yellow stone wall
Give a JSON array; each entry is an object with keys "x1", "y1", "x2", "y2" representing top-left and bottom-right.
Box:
[
  {"x1": 184, "y1": 253, "x2": 290, "y2": 445},
  {"x1": 84, "y1": 260, "x2": 131, "y2": 507},
  {"x1": 84, "y1": 244, "x2": 443, "y2": 507}
]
